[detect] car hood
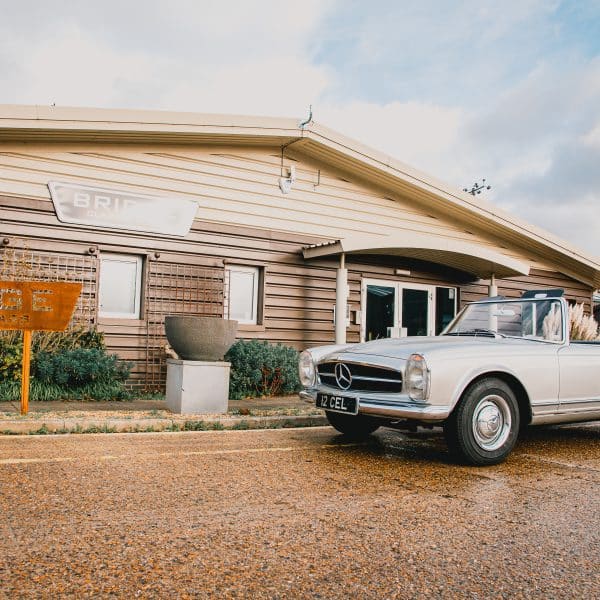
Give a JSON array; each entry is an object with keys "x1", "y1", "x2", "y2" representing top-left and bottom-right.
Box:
[{"x1": 325, "y1": 335, "x2": 510, "y2": 362}]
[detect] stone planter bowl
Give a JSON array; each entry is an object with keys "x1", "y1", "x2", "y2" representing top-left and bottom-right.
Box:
[{"x1": 164, "y1": 316, "x2": 238, "y2": 361}]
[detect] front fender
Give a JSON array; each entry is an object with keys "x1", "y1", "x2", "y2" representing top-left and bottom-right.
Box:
[{"x1": 448, "y1": 363, "x2": 529, "y2": 412}]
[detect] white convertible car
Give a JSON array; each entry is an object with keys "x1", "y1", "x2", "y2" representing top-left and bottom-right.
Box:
[{"x1": 299, "y1": 290, "x2": 600, "y2": 465}]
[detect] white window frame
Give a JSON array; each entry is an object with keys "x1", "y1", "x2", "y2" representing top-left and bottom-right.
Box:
[
  {"x1": 225, "y1": 264, "x2": 261, "y2": 325},
  {"x1": 99, "y1": 253, "x2": 143, "y2": 319},
  {"x1": 361, "y1": 278, "x2": 457, "y2": 340}
]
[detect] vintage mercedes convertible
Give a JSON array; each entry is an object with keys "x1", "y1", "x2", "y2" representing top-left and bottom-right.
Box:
[{"x1": 299, "y1": 290, "x2": 600, "y2": 465}]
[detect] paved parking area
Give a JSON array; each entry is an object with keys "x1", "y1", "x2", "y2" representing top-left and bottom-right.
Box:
[{"x1": 1, "y1": 423, "x2": 599, "y2": 598}]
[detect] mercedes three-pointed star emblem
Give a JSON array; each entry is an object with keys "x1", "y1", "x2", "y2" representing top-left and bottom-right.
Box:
[{"x1": 334, "y1": 363, "x2": 352, "y2": 391}]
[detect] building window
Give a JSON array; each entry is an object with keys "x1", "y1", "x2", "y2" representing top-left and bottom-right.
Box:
[
  {"x1": 225, "y1": 265, "x2": 262, "y2": 325},
  {"x1": 99, "y1": 254, "x2": 143, "y2": 319}
]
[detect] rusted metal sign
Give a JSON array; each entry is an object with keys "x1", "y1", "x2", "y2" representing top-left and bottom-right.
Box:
[
  {"x1": 0, "y1": 280, "x2": 82, "y2": 331},
  {"x1": 0, "y1": 280, "x2": 82, "y2": 415}
]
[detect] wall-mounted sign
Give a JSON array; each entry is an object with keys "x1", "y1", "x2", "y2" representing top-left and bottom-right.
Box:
[{"x1": 48, "y1": 181, "x2": 198, "y2": 236}]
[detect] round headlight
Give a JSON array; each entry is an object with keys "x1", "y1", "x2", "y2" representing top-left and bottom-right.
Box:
[
  {"x1": 298, "y1": 350, "x2": 316, "y2": 388},
  {"x1": 405, "y1": 354, "x2": 430, "y2": 401}
]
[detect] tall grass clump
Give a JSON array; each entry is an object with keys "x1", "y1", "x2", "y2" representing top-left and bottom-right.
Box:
[{"x1": 569, "y1": 303, "x2": 600, "y2": 341}]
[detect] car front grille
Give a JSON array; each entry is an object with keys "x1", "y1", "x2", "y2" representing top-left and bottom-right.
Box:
[{"x1": 317, "y1": 361, "x2": 403, "y2": 393}]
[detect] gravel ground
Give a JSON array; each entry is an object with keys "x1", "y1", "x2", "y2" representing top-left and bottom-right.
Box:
[{"x1": 1, "y1": 422, "x2": 598, "y2": 598}]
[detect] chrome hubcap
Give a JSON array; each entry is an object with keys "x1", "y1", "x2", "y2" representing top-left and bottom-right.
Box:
[{"x1": 472, "y1": 395, "x2": 511, "y2": 451}]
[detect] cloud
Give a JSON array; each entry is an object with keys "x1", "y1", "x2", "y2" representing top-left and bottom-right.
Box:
[
  {"x1": 313, "y1": 0, "x2": 562, "y2": 107},
  {"x1": 461, "y1": 59, "x2": 600, "y2": 257},
  {"x1": 465, "y1": 60, "x2": 600, "y2": 148},
  {"x1": 159, "y1": 57, "x2": 331, "y2": 116},
  {"x1": 583, "y1": 121, "x2": 600, "y2": 147},
  {"x1": 0, "y1": 21, "x2": 165, "y2": 108},
  {"x1": 0, "y1": 0, "x2": 336, "y2": 112},
  {"x1": 312, "y1": 54, "x2": 600, "y2": 258},
  {"x1": 317, "y1": 100, "x2": 466, "y2": 178},
  {"x1": 0, "y1": 0, "x2": 599, "y2": 258}
]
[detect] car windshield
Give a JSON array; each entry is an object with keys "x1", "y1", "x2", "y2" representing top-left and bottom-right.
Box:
[{"x1": 443, "y1": 299, "x2": 564, "y2": 342}]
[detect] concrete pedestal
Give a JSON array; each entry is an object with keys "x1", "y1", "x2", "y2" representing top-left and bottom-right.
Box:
[{"x1": 166, "y1": 359, "x2": 231, "y2": 414}]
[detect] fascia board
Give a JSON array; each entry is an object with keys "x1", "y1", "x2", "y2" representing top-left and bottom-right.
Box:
[
  {"x1": 299, "y1": 124, "x2": 600, "y2": 278},
  {"x1": 0, "y1": 104, "x2": 302, "y2": 143}
]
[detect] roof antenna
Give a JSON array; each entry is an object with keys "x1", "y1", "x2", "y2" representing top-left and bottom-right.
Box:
[
  {"x1": 463, "y1": 178, "x2": 491, "y2": 196},
  {"x1": 299, "y1": 105, "x2": 313, "y2": 129}
]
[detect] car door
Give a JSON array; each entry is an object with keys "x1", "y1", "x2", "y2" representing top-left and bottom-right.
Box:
[{"x1": 557, "y1": 343, "x2": 600, "y2": 416}]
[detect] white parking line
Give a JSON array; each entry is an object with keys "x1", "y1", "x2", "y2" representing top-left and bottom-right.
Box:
[
  {"x1": 0, "y1": 456, "x2": 77, "y2": 465},
  {"x1": 521, "y1": 453, "x2": 600, "y2": 473},
  {"x1": 0, "y1": 442, "x2": 364, "y2": 466}
]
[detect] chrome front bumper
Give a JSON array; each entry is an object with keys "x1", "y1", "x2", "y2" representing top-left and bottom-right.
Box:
[{"x1": 300, "y1": 389, "x2": 450, "y2": 422}]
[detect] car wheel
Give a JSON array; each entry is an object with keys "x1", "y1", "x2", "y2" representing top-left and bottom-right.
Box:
[
  {"x1": 325, "y1": 411, "x2": 380, "y2": 438},
  {"x1": 444, "y1": 377, "x2": 520, "y2": 466}
]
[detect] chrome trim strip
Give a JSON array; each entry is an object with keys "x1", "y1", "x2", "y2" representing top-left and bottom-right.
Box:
[
  {"x1": 315, "y1": 384, "x2": 402, "y2": 402},
  {"x1": 318, "y1": 373, "x2": 400, "y2": 382},
  {"x1": 350, "y1": 375, "x2": 402, "y2": 383},
  {"x1": 530, "y1": 400, "x2": 561, "y2": 407},
  {"x1": 554, "y1": 406, "x2": 600, "y2": 414},
  {"x1": 300, "y1": 390, "x2": 316, "y2": 403},
  {"x1": 300, "y1": 388, "x2": 449, "y2": 422},
  {"x1": 319, "y1": 355, "x2": 406, "y2": 371},
  {"x1": 531, "y1": 410, "x2": 600, "y2": 425},
  {"x1": 358, "y1": 400, "x2": 449, "y2": 422},
  {"x1": 558, "y1": 397, "x2": 600, "y2": 405}
]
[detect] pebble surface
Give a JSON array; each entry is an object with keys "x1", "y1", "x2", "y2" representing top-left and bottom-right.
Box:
[{"x1": 0, "y1": 423, "x2": 598, "y2": 598}]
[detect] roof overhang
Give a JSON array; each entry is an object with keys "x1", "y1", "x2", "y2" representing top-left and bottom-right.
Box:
[
  {"x1": 303, "y1": 232, "x2": 531, "y2": 280},
  {"x1": 0, "y1": 105, "x2": 303, "y2": 145},
  {"x1": 0, "y1": 104, "x2": 599, "y2": 287}
]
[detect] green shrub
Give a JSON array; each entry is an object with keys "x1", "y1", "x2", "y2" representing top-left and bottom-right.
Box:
[
  {"x1": 226, "y1": 339, "x2": 300, "y2": 400},
  {"x1": 0, "y1": 327, "x2": 107, "y2": 383},
  {"x1": 0, "y1": 328, "x2": 132, "y2": 401},
  {"x1": 0, "y1": 335, "x2": 23, "y2": 381},
  {"x1": 34, "y1": 348, "x2": 131, "y2": 387}
]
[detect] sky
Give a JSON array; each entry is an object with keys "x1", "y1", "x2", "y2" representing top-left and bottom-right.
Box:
[{"x1": 1, "y1": 0, "x2": 599, "y2": 258}]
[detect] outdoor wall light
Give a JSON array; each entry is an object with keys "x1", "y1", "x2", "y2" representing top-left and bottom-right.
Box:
[{"x1": 279, "y1": 166, "x2": 296, "y2": 194}]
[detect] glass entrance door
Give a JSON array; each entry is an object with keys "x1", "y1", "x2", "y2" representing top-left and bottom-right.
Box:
[
  {"x1": 362, "y1": 280, "x2": 436, "y2": 341},
  {"x1": 402, "y1": 288, "x2": 430, "y2": 336},
  {"x1": 365, "y1": 284, "x2": 396, "y2": 341}
]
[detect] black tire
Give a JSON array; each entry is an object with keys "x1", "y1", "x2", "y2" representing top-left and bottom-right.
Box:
[
  {"x1": 444, "y1": 377, "x2": 520, "y2": 466},
  {"x1": 325, "y1": 410, "x2": 380, "y2": 438}
]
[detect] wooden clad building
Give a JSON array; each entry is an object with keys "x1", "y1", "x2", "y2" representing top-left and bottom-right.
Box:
[{"x1": 1, "y1": 105, "x2": 599, "y2": 390}]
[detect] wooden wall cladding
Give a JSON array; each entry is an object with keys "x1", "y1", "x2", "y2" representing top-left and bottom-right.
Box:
[{"x1": 1, "y1": 194, "x2": 594, "y2": 390}]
